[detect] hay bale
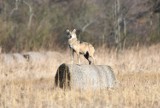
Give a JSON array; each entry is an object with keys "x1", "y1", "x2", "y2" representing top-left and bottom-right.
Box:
[
  {"x1": 13, "y1": 53, "x2": 27, "y2": 64},
  {"x1": 1, "y1": 54, "x2": 15, "y2": 65},
  {"x1": 23, "y1": 52, "x2": 47, "y2": 63},
  {"x1": 0, "y1": 53, "x2": 26, "y2": 65},
  {"x1": 55, "y1": 63, "x2": 116, "y2": 90}
]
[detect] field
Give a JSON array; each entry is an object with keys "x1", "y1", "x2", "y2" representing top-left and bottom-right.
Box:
[{"x1": 0, "y1": 44, "x2": 160, "y2": 108}]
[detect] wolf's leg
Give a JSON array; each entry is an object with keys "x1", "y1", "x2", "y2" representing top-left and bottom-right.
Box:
[
  {"x1": 88, "y1": 57, "x2": 92, "y2": 65},
  {"x1": 89, "y1": 52, "x2": 95, "y2": 64},
  {"x1": 76, "y1": 52, "x2": 80, "y2": 64},
  {"x1": 72, "y1": 50, "x2": 74, "y2": 64},
  {"x1": 78, "y1": 55, "x2": 81, "y2": 64},
  {"x1": 70, "y1": 49, "x2": 74, "y2": 64},
  {"x1": 91, "y1": 56, "x2": 95, "y2": 64},
  {"x1": 84, "y1": 52, "x2": 91, "y2": 65}
]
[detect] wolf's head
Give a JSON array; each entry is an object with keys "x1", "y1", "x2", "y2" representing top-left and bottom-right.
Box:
[{"x1": 66, "y1": 29, "x2": 77, "y2": 39}]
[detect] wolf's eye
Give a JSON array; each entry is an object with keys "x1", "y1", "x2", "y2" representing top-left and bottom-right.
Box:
[
  {"x1": 67, "y1": 33, "x2": 71, "y2": 38},
  {"x1": 66, "y1": 32, "x2": 69, "y2": 35}
]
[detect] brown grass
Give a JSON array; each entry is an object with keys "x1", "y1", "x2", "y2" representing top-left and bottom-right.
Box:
[{"x1": 0, "y1": 44, "x2": 160, "y2": 108}]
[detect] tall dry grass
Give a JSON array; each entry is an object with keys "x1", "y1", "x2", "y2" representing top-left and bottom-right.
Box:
[{"x1": 0, "y1": 44, "x2": 160, "y2": 108}]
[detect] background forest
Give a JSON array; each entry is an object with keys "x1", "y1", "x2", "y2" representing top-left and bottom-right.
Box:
[{"x1": 0, "y1": 0, "x2": 160, "y2": 52}]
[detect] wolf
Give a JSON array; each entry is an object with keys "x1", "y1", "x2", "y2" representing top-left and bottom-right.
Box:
[{"x1": 66, "y1": 29, "x2": 95, "y2": 65}]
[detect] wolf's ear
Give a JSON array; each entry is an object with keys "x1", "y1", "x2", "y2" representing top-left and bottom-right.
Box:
[
  {"x1": 66, "y1": 29, "x2": 70, "y2": 33},
  {"x1": 72, "y1": 29, "x2": 76, "y2": 33}
]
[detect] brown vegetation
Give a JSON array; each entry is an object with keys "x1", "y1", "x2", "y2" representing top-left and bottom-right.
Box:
[
  {"x1": 0, "y1": 44, "x2": 160, "y2": 107},
  {"x1": 0, "y1": 0, "x2": 160, "y2": 52}
]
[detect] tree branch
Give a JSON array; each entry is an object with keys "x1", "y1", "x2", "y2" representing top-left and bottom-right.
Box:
[
  {"x1": 81, "y1": 20, "x2": 94, "y2": 32},
  {"x1": 10, "y1": 0, "x2": 19, "y2": 16},
  {"x1": 23, "y1": 0, "x2": 34, "y2": 29}
]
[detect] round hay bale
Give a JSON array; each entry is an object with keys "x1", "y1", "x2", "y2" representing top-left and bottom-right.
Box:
[
  {"x1": 0, "y1": 53, "x2": 26, "y2": 65},
  {"x1": 55, "y1": 63, "x2": 116, "y2": 90},
  {"x1": 1, "y1": 54, "x2": 15, "y2": 65},
  {"x1": 13, "y1": 53, "x2": 27, "y2": 64},
  {"x1": 23, "y1": 52, "x2": 47, "y2": 63}
]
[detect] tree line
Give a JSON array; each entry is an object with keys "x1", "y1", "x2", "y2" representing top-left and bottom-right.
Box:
[{"x1": 0, "y1": 0, "x2": 160, "y2": 52}]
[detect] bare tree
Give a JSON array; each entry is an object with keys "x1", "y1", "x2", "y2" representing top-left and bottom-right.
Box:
[
  {"x1": 23, "y1": 0, "x2": 34, "y2": 29},
  {"x1": 10, "y1": 0, "x2": 19, "y2": 16}
]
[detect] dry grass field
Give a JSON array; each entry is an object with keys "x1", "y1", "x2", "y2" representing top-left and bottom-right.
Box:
[{"x1": 0, "y1": 44, "x2": 160, "y2": 108}]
